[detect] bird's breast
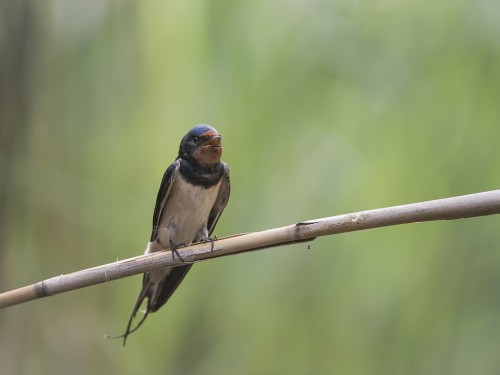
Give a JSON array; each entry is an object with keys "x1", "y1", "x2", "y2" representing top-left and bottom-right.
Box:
[{"x1": 154, "y1": 175, "x2": 221, "y2": 249}]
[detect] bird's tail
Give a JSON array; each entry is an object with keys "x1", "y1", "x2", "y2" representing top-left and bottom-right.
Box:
[
  {"x1": 106, "y1": 265, "x2": 192, "y2": 346},
  {"x1": 106, "y1": 276, "x2": 152, "y2": 346}
]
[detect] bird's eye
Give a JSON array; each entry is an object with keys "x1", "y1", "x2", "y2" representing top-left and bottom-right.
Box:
[{"x1": 193, "y1": 136, "x2": 199, "y2": 142}]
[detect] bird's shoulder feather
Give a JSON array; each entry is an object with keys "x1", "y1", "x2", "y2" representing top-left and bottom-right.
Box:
[
  {"x1": 207, "y1": 162, "x2": 230, "y2": 236},
  {"x1": 150, "y1": 159, "x2": 181, "y2": 242}
]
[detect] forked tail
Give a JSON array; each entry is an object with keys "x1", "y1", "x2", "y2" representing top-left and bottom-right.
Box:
[{"x1": 106, "y1": 282, "x2": 152, "y2": 346}]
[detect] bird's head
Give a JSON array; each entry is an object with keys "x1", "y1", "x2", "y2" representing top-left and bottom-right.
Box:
[{"x1": 179, "y1": 124, "x2": 223, "y2": 165}]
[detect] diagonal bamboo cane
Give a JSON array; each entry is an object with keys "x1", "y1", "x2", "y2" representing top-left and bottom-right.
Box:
[{"x1": 1, "y1": 190, "x2": 500, "y2": 310}]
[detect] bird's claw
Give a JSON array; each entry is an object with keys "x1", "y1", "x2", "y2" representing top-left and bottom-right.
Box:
[
  {"x1": 203, "y1": 236, "x2": 217, "y2": 252},
  {"x1": 170, "y1": 240, "x2": 185, "y2": 262},
  {"x1": 171, "y1": 248, "x2": 184, "y2": 261}
]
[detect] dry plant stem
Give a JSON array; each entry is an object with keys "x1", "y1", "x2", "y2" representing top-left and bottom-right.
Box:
[{"x1": 1, "y1": 190, "x2": 500, "y2": 310}]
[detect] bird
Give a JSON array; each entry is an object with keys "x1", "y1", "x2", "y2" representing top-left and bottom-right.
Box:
[{"x1": 112, "y1": 124, "x2": 230, "y2": 346}]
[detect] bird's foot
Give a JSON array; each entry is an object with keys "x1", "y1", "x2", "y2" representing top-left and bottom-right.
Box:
[
  {"x1": 170, "y1": 240, "x2": 184, "y2": 262},
  {"x1": 172, "y1": 248, "x2": 185, "y2": 261},
  {"x1": 203, "y1": 236, "x2": 217, "y2": 252}
]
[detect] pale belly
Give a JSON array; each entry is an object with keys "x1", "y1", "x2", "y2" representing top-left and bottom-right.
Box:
[{"x1": 146, "y1": 176, "x2": 221, "y2": 254}]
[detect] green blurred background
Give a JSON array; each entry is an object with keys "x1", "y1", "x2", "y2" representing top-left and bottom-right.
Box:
[{"x1": 1, "y1": 0, "x2": 500, "y2": 374}]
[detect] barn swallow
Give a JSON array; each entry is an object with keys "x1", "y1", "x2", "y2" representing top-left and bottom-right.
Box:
[{"x1": 113, "y1": 124, "x2": 230, "y2": 346}]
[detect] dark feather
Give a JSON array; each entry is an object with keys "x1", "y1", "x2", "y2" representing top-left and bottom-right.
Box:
[
  {"x1": 148, "y1": 264, "x2": 193, "y2": 312},
  {"x1": 178, "y1": 158, "x2": 225, "y2": 189},
  {"x1": 207, "y1": 163, "x2": 230, "y2": 235},
  {"x1": 150, "y1": 160, "x2": 180, "y2": 242}
]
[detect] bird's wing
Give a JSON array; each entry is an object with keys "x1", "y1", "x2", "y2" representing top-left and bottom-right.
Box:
[
  {"x1": 150, "y1": 159, "x2": 181, "y2": 242},
  {"x1": 207, "y1": 162, "x2": 230, "y2": 236},
  {"x1": 147, "y1": 265, "x2": 193, "y2": 312},
  {"x1": 146, "y1": 158, "x2": 192, "y2": 313}
]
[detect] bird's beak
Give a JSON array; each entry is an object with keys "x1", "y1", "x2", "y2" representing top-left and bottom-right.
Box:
[{"x1": 202, "y1": 136, "x2": 221, "y2": 147}]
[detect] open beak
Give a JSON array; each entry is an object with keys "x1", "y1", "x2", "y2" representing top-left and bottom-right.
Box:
[{"x1": 202, "y1": 136, "x2": 221, "y2": 147}]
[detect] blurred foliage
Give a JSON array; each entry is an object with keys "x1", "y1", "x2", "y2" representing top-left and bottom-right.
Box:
[{"x1": 1, "y1": 0, "x2": 500, "y2": 374}]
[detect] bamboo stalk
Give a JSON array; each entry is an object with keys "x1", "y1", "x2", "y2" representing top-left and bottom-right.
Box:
[{"x1": 1, "y1": 190, "x2": 500, "y2": 310}]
